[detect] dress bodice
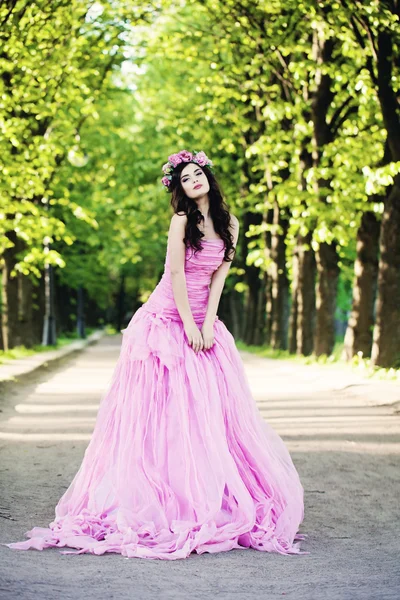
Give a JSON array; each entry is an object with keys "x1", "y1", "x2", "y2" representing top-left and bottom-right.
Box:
[{"x1": 142, "y1": 239, "x2": 226, "y2": 323}]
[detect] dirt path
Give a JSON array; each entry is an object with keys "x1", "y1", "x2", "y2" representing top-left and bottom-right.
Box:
[{"x1": 0, "y1": 335, "x2": 399, "y2": 600}]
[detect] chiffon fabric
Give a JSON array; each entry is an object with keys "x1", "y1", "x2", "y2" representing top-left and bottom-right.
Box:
[{"x1": 5, "y1": 238, "x2": 308, "y2": 559}]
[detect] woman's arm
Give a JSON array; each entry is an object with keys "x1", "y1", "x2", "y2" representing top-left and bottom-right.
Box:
[
  {"x1": 168, "y1": 213, "x2": 204, "y2": 353},
  {"x1": 202, "y1": 214, "x2": 240, "y2": 349}
]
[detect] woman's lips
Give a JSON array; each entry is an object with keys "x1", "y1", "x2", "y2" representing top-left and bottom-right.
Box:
[{"x1": 193, "y1": 184, "x2": 202, "y2": 189}]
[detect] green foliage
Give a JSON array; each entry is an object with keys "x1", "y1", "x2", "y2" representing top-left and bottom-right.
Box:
[
  {"x1": 0, "y1": 0, "x2": 154, "y2": 275},
  {"x1": 1, "y1": 0, "x2": 399, "y2": 350},
  {"x1": 237, "y1": 339, "x2": 400, "y2": 381},
  {"x1": 0, "y1": 327, "x2": 95, "y2": 365}
]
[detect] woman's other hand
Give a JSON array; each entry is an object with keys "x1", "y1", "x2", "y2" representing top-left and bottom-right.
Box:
[
  {"x1": 201, "y1": 320, "x2": 215, "y2": 350},
  {"x1": 184, "y1": 321, "x2": 204, "y2": 353}
]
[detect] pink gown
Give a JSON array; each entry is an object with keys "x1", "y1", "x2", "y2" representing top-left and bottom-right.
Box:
[{"x1": 5, "y1": 238, "x2": 308, "y2": 559}]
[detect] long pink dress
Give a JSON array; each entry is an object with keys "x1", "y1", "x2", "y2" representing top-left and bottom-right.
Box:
[{"x1": 5, "y1": 238, "x2": 307, "y2": 559}]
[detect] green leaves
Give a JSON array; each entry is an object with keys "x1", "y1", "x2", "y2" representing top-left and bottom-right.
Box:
[
  {"x1": 1, "y1": 0, "x2": 399, "y2": 322},
  {"x1": 0, "y1": 1, "x2": 145, "y2": 269}
]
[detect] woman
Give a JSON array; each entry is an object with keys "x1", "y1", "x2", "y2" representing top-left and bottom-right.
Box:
[{"x1": 5, "y1": 150, "x2": 308, "y2": 560}]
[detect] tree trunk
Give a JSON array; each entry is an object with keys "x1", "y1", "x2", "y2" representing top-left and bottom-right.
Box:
[
  {"x1": 116, "y1": 274, "x2": 126, "y2": 332},
  {"x1": 293, "y1": 140, "x2": 316, "y2": 356},
  {"x1": 370, "y1": 29, "x2": 400, "y2": 367},
  {"x1": 243, "y1": 266, "x2": 263, "y2": 345},
  {"x1": 253, "y1": 277, "x2": 266, "y2": 345},
  {"x1": 228, "y1": 290, "x2": 242, "y2": 340},
  {"x1": 77, "y1": 285, "x2": 86, "y2": 338},
  {"x1": 264, "y1": 272, "x2": 272, "y2": 345},
  {"x1": 42, "y1": 263, "x2": 56, "y2": 345},
  {"x1": 241, "y1": 211, "x2": 263, "y2": 345},
  {"x1": 55, "y1": 280, "x2": 75, "y2": 334},
  {"x1": 86, "y1": 292, "x2": 105, "y2": 329},
  {"x1": 270, "y1": 202, "x2": 289, "y2": 350},
  {"x1": 17, "y1": 273, "x2": 35, "y2": 348},
  {"x1": 314, "y1": 242, "x2": 339, "y2": 356},
  {"x1": 262, "y1": 208, "x2": 274, "y2": 346},
  {"x1": 308, "y1": 25, "x2": 337, "y2": 357},
  {"x1": 371, "y1": 180, "x2": 400, "y2": 367},
  {"x1": 32, "y1": 273, "x2": 45, "y2": 344},
  {"x1": 1, "y1": 233, "x2": 19, "y2": 351},
  {"x1": 288, "y1": 245, "x2": 299, "y2": 354},
  {"x1": 344, "y1": 211, "x2": 380, "y2": 360},
  {"x1": 296, "y1": 233, "x2": 316, "y2": 356}
]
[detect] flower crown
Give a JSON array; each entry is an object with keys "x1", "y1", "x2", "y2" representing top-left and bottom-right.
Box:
[{"x1": 161, "y1": 150, "x2": 213, "y2": 190}]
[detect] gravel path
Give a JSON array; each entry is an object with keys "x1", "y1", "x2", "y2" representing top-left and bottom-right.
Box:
[{"x1": 0, "y1": 335, "x2": 399, "y2": 600}]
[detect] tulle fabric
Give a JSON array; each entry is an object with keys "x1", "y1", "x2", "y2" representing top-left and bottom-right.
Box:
[{"x1": 4, "y1": 239, "x2": 308, "y2": 559}]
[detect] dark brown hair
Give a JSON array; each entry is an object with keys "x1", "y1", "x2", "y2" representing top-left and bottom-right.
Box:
[{"x1": 168, "y1": 162, "x2": 235, "y2": 262}]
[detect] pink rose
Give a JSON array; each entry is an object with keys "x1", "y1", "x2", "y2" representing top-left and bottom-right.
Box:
[
  {"x1": 161, "y1": 176, "x2": 171, "y2": 187},
  {"x1": 168, "y1": 153, "x2": 183, "y2": 167},
  {"x1": 177, "y1": 150, "x2": 193, "y2": 161},
  {"x1": 162, "y1": 162, "x2": 172, "y2": 174},
  {"x1": 194, "y1": 151, "x2": 209, "y2": 166}
]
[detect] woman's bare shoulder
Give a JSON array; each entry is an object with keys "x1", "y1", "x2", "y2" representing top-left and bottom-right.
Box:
[
  {"x1": 168, "y1": 212, "x2": 187, "y2": 242},
  {"x1": 229, "y1": 213, "x2": 239, "y2": 230},
  {"x1": 171, "y1": 211, "x2": 188, "y2": 224}
]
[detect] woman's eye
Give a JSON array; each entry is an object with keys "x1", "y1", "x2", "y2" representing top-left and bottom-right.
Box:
[{"x1": 182, "y1": 171, "x2": 202, "y2": 183}]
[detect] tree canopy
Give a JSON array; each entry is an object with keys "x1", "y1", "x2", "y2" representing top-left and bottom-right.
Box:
[{"x1": 1, "y1": 0, "x2": 400, "y2": 367}]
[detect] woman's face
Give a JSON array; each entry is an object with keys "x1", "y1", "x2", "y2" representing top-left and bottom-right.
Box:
[{"x1": 180, "y1": 162, "x2": 210, "y2": 198}]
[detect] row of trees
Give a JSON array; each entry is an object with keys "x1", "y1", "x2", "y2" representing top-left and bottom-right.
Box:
[
  {"x1": 1, "y1": 1, "x2": 400, "y2": 367},
  {"x1": 1, "y1": 1, "x2": 163, "y2": 347}
]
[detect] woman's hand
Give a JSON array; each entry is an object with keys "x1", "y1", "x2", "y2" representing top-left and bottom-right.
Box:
[
  {"x1": 201, "y1": 320, "x2": 215, "y2": 350},
  {"x1": 184, "y1": 320, "x2": 204, "y2": 353}
]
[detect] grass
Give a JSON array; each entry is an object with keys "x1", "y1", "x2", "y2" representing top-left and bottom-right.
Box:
[
  {"x1": 236, "y1": 339, "x2": 400, "y2": 381},
  {"x1": 103, "y1": 324, "x2": 118, "y2": 335},
  {"x1": 0, "y1": 327, "x2": 98, "y2": 365},
  {"x1": 3, "y1": 325, "x2": 398, "y2": 383}
]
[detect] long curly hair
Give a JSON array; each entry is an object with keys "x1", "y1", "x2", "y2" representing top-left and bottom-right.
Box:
[{"x1": 168, "y1": 162, "x2": 235, "y2": 262}]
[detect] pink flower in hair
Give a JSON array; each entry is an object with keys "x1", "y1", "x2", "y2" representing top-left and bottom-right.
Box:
[
  {"x1": 177, "y1": 150, "x2": 193, "y2": 161},
  {"x1": 161, "y1": 149, "x2": 214, "y2": 190},
  {"x1": 193, "y1": 151, "x2": 211, "y2": 167},
  {"x1": 168, "y1": 153, "x2": 183, "y2": 168}
]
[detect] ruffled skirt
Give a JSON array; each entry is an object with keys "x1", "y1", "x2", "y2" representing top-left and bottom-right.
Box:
[{"x1": 4, "y1": 307, "x2": 308, "y2": 559}]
